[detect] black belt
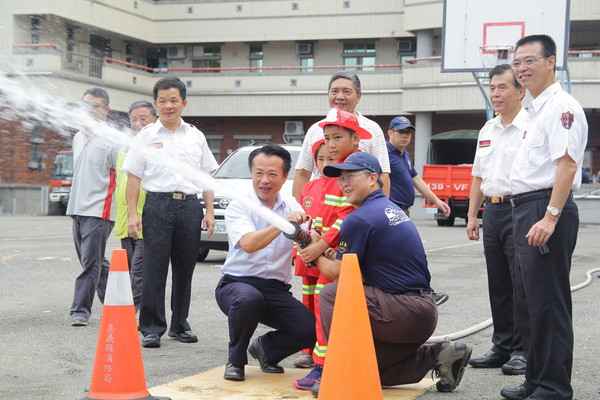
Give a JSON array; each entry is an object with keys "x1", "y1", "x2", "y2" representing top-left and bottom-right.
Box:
[
  {"x1": 484, "y1": 195, "x2": 510, "y2": 204},
  {"x1": 148, "y1": 191, "x2": 198, "y2": 200},
  {"x1": 400, "y1": 288, "x2": 432, "y2": 296},
  {"x1": 393, "y1": 202, "x2": 411, "y2": 211},
  {"x1": 509, "y1": 188, "x2": 553, "y2": 207}
]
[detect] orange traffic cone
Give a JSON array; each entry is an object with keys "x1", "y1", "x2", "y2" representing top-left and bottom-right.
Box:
[
  {"x1": 318, "y1": 253, "x2": 383, "y2": 400},
  {"x1": 84, "y1": 249, "x2": 170, "y2": 400}
]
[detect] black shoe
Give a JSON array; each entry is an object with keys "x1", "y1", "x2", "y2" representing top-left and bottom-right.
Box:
[
  {"x1": 248, "y1": 337, "x2": 284, "y2": 373},
  {"x1": 434, "y1": 292, "x2": 449, "y2": 306},
  {"x1": 501, "y1": 384, "x2": 529, "y2": 400},
  {"x1": 469, "y1": 350, "x2": 510, "y2": 368},
  {"x1": 224, "y1": 362, "x2": 245, "y2": 381},
  {"x1": 142, "y1": 333, "x2": 161, "y2": 348},
  {"x1": 502, "y1": 355, "x2": 527, "y2": 375},
  {"x1": 168, "y1": 329, "x2": 198, "y2": 343}
]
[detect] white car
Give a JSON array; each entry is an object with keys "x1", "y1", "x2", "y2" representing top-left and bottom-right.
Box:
[{"x1": 198, "y1": 143, "x2": 302, "y2": 261}]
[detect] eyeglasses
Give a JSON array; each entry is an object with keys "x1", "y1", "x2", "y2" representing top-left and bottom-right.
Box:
[
  {"x1": 336, "y1": 171, "x2": 371, "y2": 185},
  {"x1": 81, "y1": 101, "x2": 105, "y2": 110},
  {"x1": 511, "y1": 56, "x2": 546, "y2": 69}
]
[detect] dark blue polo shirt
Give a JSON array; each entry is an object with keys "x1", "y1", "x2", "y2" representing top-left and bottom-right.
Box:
[
  {"x1": 336, "y1": 189, "x2": 430, "y2": 293},
  {"x1": 387, "y1": 141, "x2": 418, "y2": 207}
]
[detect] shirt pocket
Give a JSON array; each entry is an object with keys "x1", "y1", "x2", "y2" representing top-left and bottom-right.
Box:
[
  {"x1": 523, "y1": 132, "x2": 547, "y2": 168},
  {"x1": 476, "y1": 146, "x2": 492, "y2": 160}
]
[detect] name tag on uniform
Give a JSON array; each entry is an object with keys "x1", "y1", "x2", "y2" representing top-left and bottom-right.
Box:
[
  {"x1": 479, "y1": 140, "x2": 491, "y2": 148},
  {"x1": 152, "y1": 142, "x2": 163, "y2": 148}
]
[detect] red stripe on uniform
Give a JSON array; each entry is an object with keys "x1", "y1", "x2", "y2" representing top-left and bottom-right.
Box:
[{"x1": 102, "y1": 168, "x2": 116, "y2": 220}]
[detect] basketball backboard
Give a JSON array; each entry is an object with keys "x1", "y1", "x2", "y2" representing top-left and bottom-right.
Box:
[{"x1": 442, "y1": 0, "x2": 570, "y2": 72}]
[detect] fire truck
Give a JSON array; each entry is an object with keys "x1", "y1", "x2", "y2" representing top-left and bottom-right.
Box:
[
  {"x1": 422, "y1": 130, "x2": 483, "y2": 226},
  {"x1": 48, "y1": 150, "x2": 73, "y2": 215}
]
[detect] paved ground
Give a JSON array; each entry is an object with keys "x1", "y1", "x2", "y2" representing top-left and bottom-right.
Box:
[{"x1": 0, "y1": 215, "x2": 598, "y2": 400}]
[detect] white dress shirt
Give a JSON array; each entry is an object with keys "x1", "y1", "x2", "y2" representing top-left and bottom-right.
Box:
[
  {"x1": 122, "y1": 118, "x2": 219, "y2": 194},
  {"x1": 221, "y1": 190, "x2": 302, "y2": 283},
  {"x1": 509, "y1": 82, "x2": 588, "y2": 194},
  {"x1": 472, "y1": 107, "x2": 528, "y2": 196}
]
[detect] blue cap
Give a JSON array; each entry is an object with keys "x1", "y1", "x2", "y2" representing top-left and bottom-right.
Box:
[
  {"x1": 323, "y1": 152, "x2": 382, "y2": 178},
  {"x1": 389, "y1": 116, "x2": 415, "y2": 131}
]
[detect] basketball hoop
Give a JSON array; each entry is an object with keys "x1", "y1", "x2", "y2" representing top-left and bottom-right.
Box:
[{"x1": 479, "y1": 44, "x2": 515, "y2": 70}]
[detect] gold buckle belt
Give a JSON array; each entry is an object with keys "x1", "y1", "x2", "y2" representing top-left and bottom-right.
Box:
[{"x1": 485, "y1": 195, "x2": 509, "y2": 204}]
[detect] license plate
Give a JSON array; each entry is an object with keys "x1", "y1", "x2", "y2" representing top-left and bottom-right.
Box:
[
  {"x1": 214, "y1": 220, "x2": 227, "y2": 234},
  {"x1": 425, "y1": 207, "x2": 438, "y2": 214}
]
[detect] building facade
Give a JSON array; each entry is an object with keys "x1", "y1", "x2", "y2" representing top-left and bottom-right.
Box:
[{"x1": 1, "y1": 0, "x2": 599, "y2": 189}]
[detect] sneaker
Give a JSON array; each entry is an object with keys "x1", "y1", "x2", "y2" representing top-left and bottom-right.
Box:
[
  {"x1": 293, "y1": 353, "x2": 315, "y2": 368},
  {"x1": 70, "y1": 315, "x2": 88, "y2": 327},
  {"x1": 434, "y1": 342, "x2": 472, "y2": 392},
  {"x1": 311, "y1": 379, "x2": 320, "y2": 397},
  {"x1": 293, "y1": 365, "x2": 322, "y2": 390},
  {"x1": 434, "y1": 292, "x2": 449, "y2": 306}
]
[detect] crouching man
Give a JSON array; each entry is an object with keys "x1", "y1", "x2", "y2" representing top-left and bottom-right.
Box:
[
  {"x1": 215, "y1": 144, "x2": 317, "y2": 381},
  {"x1": 311, "y1": 152, "x2": 472, "y2": 396}
]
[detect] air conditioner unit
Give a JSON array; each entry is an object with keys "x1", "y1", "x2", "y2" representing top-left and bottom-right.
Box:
[
  {"x1": 296, "y1": 43, "x2": 312, "y2": 55},
  {"x1": 397, "y1": 40, "x2": 413, "y2": 52},
  {"x1": 167, "y1": 45, "x2": 186, "y2": 59},
  {"x1": 283, "y1": 121, "x2": 305, "y2": 144}
]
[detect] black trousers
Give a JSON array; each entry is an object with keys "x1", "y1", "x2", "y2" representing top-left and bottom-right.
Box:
[
  {"x1": 139, "y1": 193, "x2": 203, "y2": 336},
  {"x1": 512, "y1": 194, "x2": 578, "y2": 400},
  {"x1": 482, "y1": 203, "x2": 524, "y2": 357},
  {"x1": 215, "y1": 274, "x2": 316, "y2": 367}
]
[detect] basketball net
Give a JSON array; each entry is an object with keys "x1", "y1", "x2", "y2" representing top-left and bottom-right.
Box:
[{"x1": 479, "y1": 44, "x2": 515, "y2": 70}]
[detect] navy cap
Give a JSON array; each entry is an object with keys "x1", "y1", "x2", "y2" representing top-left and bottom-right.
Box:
[
  {"x1": 323, "y1": 152, "x2": 382, "y2": 178},
  {"x1": 389, "y1": 116, "x2": 415, "y2": 131}
]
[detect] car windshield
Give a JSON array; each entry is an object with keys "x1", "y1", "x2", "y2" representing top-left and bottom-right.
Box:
[{"x1": 213, "y1": 147, "x2": 300, "y2": 179}]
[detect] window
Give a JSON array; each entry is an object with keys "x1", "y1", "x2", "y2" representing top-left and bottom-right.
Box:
[
  {"x1": 205, "y1": 136, "x2": 223, "y2": 161},
  {"x1": 249, "y1": 44, "x2": 263, "y2": 72},
  {"x1": 192, "y1": 45, "x2": 222, "y2": 73},
  {"x1": 300, "y1": 57, "x2": 314, "y2": 72},
  {"x1": 343, "y1": 41, "x2": 376, "y2": 71},
  {"x1": 235, "y1": 135, "x2": 272, "y2": 148}
]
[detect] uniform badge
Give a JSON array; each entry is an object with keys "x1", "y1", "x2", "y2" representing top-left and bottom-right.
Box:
[
  {"x1": 338, "y1": 240, "x2": 348, "y2": 253},
  {"x1": 561, "y1": 111, "x2": 574, "y2": 129},
  {"x1": 479, "y1": 140, "x2": 491, "y2": 148},
  {"x1": 302, "y1": 196, "x2": 314, "y2": 210},
  {"x1": 152, "y1": 142, "x2": 163, "y2": 148}
]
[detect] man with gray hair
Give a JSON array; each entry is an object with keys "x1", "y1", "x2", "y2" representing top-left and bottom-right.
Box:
[
  {"x1": 114, "y1": 100, "x2": 158, "y2": 311},
  {"x1": 292, "y1": 71, "x2": 391, "y2": 201},
  {"x1": 67, "y1": 87, "x2": 118, "y2": 327}
]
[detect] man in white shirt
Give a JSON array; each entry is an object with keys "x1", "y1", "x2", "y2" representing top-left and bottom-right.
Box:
[
  {"x1": 292, "y1": 71, "x2": 390, "y2": 199},
  {"x1": 123, "y1": 77, "x2": 219, "y2": 348},
  {"x1": 500, "y1": 34, "x2": 588, "y2": 400},
  {"x1": 215, "y1": 144, "x2": 316, "y2": 382},
  {"x1": 466, "y1": 64, "x2": 527, "y2": 376},
  {"x1": 67, "y1": 87, "x2": 117, "y2": 327}
]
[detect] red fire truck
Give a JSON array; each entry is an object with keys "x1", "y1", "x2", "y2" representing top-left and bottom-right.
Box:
[
  {"x1": 48, "y1": 150, "x2": 73, "y2": 215},
  {"x1": 422, "y1": 130, "x2": 482, "y2": 226}
]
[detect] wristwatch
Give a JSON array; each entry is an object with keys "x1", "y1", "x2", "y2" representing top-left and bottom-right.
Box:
[{"x1": 547, "y1": 205, "x2": 561, "y2": 218}]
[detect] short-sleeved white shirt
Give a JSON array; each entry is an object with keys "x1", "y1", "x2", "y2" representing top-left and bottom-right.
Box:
[
  {"x1": 509, "y1": 82, "x2": 588, "y2": 194},
  {"x1": 221, "y1": 190, "x2": 303, "y2": 283},
  {"x1": 122, "y1": 118, "x2": 219, "y2": 194},
  {"x1": 295, "y1": 112, "x2": 390, "y2": 177},
  {"x1": 472, "y1": 107, "x2": 528, "y2": 196}
]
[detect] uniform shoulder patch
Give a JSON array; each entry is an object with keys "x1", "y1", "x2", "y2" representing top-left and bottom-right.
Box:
[
  {"x1": 385, "y1": 206, "x2": 409, "y2": 226},
  {"x1": 479, "y1": 140, "x2": 491, "y2": 148},
  {"x1": 561, "y1": 111, "x2": 574, "y2": 129}
]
